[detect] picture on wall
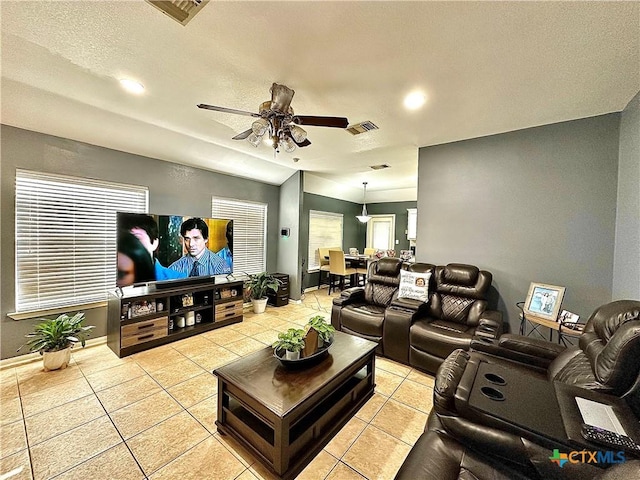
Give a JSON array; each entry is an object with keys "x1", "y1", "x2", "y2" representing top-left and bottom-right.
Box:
[{"x1": 524, "y1": 282, "x2": 566, "y2": 321}]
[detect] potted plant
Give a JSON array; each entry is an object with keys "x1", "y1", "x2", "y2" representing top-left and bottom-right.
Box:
[
  {"x1": 306, "y1": 315, "x2": 335, "y2": 348},
  {"x1": 18, "y1": 312, "x2": 94, "y2": 371},
  {"x1": 246, "y1": 272, "x2": 281, "y2": 314},
  {"x1": 272, "y1": 328, "x2": 306, "y2": 360}
]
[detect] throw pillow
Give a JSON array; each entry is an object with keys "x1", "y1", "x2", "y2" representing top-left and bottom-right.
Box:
[{"x1": 398, "y1": 269, "x2": 431, "y2": 302}]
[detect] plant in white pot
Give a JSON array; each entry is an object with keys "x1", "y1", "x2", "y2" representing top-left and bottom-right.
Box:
[
  {"x1": 18, "y1": 312, "x2": 94, "y2": 371},
  {"x1": 272, "y1": 328, "x2": 306, "y2": 360},
  {"x1": 246, "y1": 272, "x2": 281, "y2": 314}
]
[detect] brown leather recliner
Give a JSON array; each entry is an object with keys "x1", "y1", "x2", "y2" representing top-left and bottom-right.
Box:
[
  {"x1": 409, "y1": 263, "x2": 503, "y2": 374},
  {"x1": 419, "y1": 300, "x2": 640, "y2": 479},
  {"x1": 473, "y1": 299, "x2": 640, "y2": 400},
  {"x1": 331, "y1": 258, "x2": 403, "y2": 355}
]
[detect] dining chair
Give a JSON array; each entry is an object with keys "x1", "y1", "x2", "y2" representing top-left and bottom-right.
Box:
[
  {"x1": 318, "y1": 247, "x2": 341, "y2": 289},
  {"x1": 363, "y1": 247, "x2": 376, "y2": 256},
  {"x1": 328, "y1": 250, "x2": 357, "y2": 294}
]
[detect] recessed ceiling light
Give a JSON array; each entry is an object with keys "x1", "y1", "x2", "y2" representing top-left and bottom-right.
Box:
[
  {"x1": 403, "y1": 91, "x2": 426, "y2": 110},
  {"x1": 119, "y1": 78, "x2": 145, "y2": 95}
]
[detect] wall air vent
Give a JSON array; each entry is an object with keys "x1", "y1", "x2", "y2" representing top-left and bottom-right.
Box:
[
  {"x1": 370, "y1": 164, "x2": 390, "y2": 170},
  {"x1": 346, "y1": 121, "x2": 379, "y2": 135},
  {"x1": 146, "y1": 0, "x2": 209, "y2": 26}
]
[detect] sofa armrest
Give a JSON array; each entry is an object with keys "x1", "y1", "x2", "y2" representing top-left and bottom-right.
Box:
[
  {"x1": 389, "y1": 296, "x2": 427, "y2": 313},
  {"x1": 471, "y1": 333, "x2": 565, "y2": 370},
  {"x1": 383, "y1": 298, "x2": 429, "y2": 364},
  {"x1": 331, "y1": 287, "x2": 364, "y2": 307},
  {"x1": 475, "y1": 309, "x2": 504, "y2": 339},
  {"x1": 498, "y1": 334, "x2": 565, "y2": 360}
]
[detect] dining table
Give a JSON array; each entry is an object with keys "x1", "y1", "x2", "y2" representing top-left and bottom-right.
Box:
[{"x1": 325, "y1": 253, "x2": 374, "y2": 268}]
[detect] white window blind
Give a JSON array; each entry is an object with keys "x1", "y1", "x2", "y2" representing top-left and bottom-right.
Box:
[
  {"x1": 15, "y1": 170, "x2": 148, "y2": 313},
  {"x1": 308, "y1": 210, "x2": 343, "y2": 271},
  {"x1": 212, "y1": 197, "x2": 267, "y2": 275}
]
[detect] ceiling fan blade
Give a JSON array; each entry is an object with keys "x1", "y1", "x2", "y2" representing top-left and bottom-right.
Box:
[
  {"x1": 293, "y1": 115, "x2": 349, "y2": 129},
  {"x1": 270, "y1": 83, "x2": 295, "y2": 113},
  {"x1": 197, "y1": 104, "x2": 260, "y2": 118},
  {"x1": 232, "y1": 129, "x2": 253, "y2": 140},
  {"x1": 294, "y1": 138, "x2": 311, "y2": 148}
]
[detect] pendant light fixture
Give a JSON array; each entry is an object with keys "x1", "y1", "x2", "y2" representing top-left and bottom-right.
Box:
[{"x1": 356, "y1": 182, "x2": 372, "y2": 223}]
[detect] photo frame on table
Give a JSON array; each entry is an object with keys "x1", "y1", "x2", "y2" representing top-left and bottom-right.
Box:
[{"x1": 524, "y1": 282, "x2": 566, "y2": 321}]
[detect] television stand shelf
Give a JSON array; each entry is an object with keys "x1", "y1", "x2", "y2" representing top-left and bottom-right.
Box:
[{"x1": 107, "y1": 278, "x2": 244, "y2": 357}]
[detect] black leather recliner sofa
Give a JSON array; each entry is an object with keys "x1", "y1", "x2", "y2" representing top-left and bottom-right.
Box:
[
  {"x1": 395, "y1": 300, "x2": 640, "y2": 480},
  {"x1": 331, "y1": 260, "x2": 504, "y2": 372}
]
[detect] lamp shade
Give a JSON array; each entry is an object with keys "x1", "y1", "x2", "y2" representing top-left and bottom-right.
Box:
[{"x1": 356, "y1": 182, "x2": 372, "y2": 223}]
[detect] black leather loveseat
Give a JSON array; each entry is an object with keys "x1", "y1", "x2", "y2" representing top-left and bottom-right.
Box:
[
  {"x1": 331, "y1": 260, "x2": 504, "y2": 373},
  {"x1": 395, "y1": 299, "x2": 640, "y2": 480}
]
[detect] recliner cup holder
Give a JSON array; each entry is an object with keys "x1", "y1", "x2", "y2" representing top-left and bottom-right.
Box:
[
  {"x1": 484, "y1": 373, "x2": 507, "y2": 385},
  {"x1": 480, "y1": 386, "x2": 505, "y2": 401}
]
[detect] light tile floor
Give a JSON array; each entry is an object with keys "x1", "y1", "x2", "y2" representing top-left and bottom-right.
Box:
[{"x1": 1, "y1": 290, "x2": 435, "y2": 480}]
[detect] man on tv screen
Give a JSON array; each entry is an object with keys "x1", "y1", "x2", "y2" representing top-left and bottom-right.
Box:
[{"x1": 169, "y1": 217, "x2": 232, "y2": 276}]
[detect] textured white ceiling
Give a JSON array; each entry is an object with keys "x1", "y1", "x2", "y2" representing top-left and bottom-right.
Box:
[{"x1": 2, "y1": 1, "x2": 638, "y2": 203}]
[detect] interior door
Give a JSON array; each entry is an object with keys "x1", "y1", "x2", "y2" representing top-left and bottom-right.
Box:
[{"x1": 366, "y1": 215, "x2": 396, "y2": 251}]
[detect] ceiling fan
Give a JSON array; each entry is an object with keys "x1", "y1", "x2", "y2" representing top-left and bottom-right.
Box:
[{"x1": 198, "y1": 83, "x2": 349, "y2": 153}]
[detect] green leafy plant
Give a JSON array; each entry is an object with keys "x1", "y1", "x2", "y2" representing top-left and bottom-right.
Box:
[
  {"x1": 272, "y1": 328, "x2": 306, "y2": 353},
  {"x1": 306, "y1": 315, "x2": 335, "y2": 343},
  {"x1": 246, "y1": 272, "x2": 281, "y2": 300},
  {"x1": 18, "y1": 312, "x2": 94, "y2": 354}
]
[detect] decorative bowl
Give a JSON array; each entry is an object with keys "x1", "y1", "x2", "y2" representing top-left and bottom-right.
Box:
[{"x1": 274, "y1": 341, "x2": 332, "y2": 369}]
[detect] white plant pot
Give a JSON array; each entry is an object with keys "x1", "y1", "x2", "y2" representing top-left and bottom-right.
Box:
[
  {"x1": 252, "y1": 297, "x2": 268, "y2": 314},
  {"x1": 43, "y1": 347, "x2": 71, "y2": 371},
  {"x1": 285, "y1": 350, "x2": 300, "y2": 360}
]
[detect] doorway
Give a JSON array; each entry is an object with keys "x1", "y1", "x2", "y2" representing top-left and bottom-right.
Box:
[{"x1": 366, "y1": 214, "x2": 396, "y2": 251}]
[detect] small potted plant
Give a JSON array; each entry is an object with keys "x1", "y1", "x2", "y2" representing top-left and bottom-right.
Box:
[
  {"x1": 306, "y1": 315, "x2": 335, "y2": 348},
  {"x1": 272, "y1": 328, "x2": 306, "y2": 360},
  {"x1": 246, "y1": 272, "x2": 281, "y2": 314},
  {"x1": 18, "y1": 312, "x2": 94, "y2": 371}
]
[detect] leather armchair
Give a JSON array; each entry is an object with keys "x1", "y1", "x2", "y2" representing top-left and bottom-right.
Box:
[
  {"x1": 409, "y1": 263, "x2": 503, "y2": 374},
  {"x1": 419, "y1": 300, "x2": 640, "y2": 479},
  {"x1": 472, "y1": 299, "x2": 640, "y2": 401},
  {"x1": 396, "y1": 422, "x2": 637, "y2": 480},
  {"x1": 331, "y1": 257, "x2": 403, "y2": 354}
]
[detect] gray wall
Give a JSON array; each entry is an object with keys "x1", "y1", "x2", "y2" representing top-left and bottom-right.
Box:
[
  {"x1": 613, "y1": 91, "x2": 640, "y2": 299},
  {"x1": 277, "y1": 171, "x2": 303, "y2": 300},
  {"x1": 417, "y1": 114, "x2": 621, "y2": 333},
  {"x1": 1, "y1": 125, "x2": 281, "y2": 359},
  {"x1": 301, "y1": 192, "x2": 363, "y2": 290},
  {"x1": 366, "y1": 201, "x2": 418, "y2": 252}
]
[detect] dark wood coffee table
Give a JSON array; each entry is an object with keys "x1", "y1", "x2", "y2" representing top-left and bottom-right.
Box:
[{"x1": 214, "y1": 331, "x2": 377, "y2": 479}]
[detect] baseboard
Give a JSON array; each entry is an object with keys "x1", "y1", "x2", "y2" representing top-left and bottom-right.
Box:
[{"x1": 0, "y1": 336, "x2": 108, "y2": 370}]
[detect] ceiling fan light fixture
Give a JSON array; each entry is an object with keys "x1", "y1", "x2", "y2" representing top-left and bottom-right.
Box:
[
  {"x1": 289, "y1": 125, "x2": 307, "y2": 143},
  {"x1": 246, "y1": 132, "x2": 262, "y2": 147},
  {"x1": 282, "y1": 136, "x2": 296, "y2": 153},
  {"x1": 356, "y1": 182, "x2": 372, "y2": 223},
  {"x1": 251, "y1": 118, "x2": 269, "y2": 137}
]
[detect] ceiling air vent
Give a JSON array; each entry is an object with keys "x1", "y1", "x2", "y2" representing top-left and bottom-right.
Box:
[
  {"x1": 346, "y1": 121, "x2": 379, "y2": 135},
  {"x1": 146, "y1": 0, "x2": 209, "y2": 26},
  {"x1": 370, "y1": 164, "x2": 390, "y2": 170}
]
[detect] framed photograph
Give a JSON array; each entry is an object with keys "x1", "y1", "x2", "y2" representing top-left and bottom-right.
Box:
[
  {"x1": 524, "y1": 282, "x2": 566, "y2": 321},
  {"x1": 558, "y1": 309, "x2": 580, "y2": 324}
]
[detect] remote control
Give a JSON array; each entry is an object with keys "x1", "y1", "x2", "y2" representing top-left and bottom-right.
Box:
[{"x1": 581, "y1": 423, "x2": 640, "y2": 454}]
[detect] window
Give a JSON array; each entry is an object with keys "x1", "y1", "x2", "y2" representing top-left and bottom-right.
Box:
[
  {"x1": 308, "y1": 210, "x2": 343, "y2": 271},
  {"x1": 212, "y1": 197, "x2": 267, "y2": 275},
  {"x1": 15, "y1": 170, "x2": 148, "y2": 313}
]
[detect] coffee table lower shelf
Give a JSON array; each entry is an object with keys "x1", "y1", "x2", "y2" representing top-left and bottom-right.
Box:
[{"x1": 216, "y1": 350, "x2": 375, "y2": 480}]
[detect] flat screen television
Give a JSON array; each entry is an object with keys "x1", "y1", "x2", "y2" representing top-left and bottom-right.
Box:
[{"x1": 116, "y1": 212, "x2": 233, "y2": 288}]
